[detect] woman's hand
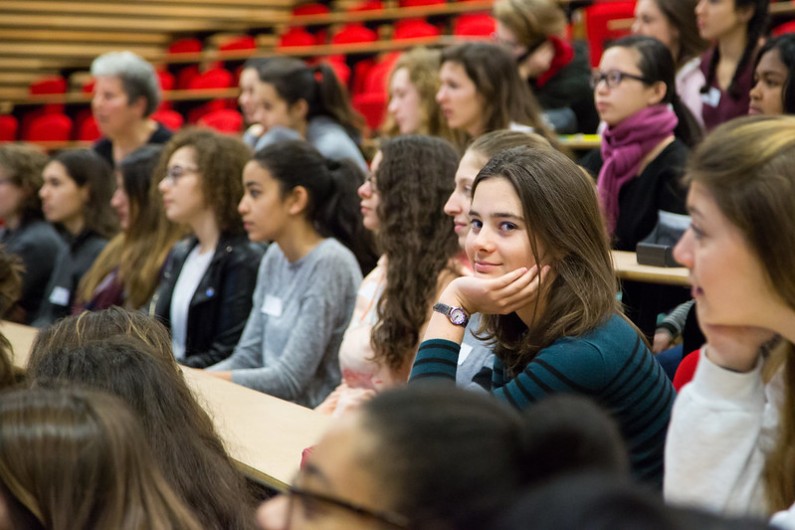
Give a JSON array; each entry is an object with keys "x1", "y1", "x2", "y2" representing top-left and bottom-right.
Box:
[
  {"x1": 652, "y1": 330, "x2": 674, "y2": 354},
  {"x1": 700, "y1": 322, "x2": 778, "y2": 373},
  {"x1": 442, "y1": 265, "x2": 552, "y2": 315}
]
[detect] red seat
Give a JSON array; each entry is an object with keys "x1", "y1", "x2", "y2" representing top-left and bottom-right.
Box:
[
  {"x1": 292, "y1": 2, "x2": 330, "y2": 16},
  {"x1": 584, "y1": 1, "x2": 636, "y2": 67},
  {"x1": 331, "y1": 24, "x2": 379, "y2": 45},
  {"x1": 29, "y1": 75, "x2": 67, "y2": 114},
  {"x1": 363, "y1": 53, "x2": 400, "y2": 94},
  {"x1": 773, "y1": 20, "x2": 795, "y2": 36},
  {"x1": 453, "y1": 13, "x2": 496, "y2": 37},
  {"x1": 320, "y1": 57, "x2": 352, "y2": 87},
  {"x1": 76, "y1": 115, "x2": 101, "y2": 142},
  {"x1": 0, "y1": 115, "x2": 18, "y2": 142},
  {"x1": 198, "y1": 109, "x2": 243, "y2": 134},
  {"x1": 399, "y1": 0, "x2": 444, "y2": 6},
  {"x1": 219, "y1": 35, "x2": 257, "y2": 52},
  {"x1": 168, "y1": 38, "x2": 203, "y2": 55},
  {"x1": 393, "y1": 19, "x2": 441, "y2": 40},
  {"x1": 188, "y1": 67, "x2": 234, "y2": 90},
  {"x1": 187, "y1": 100, "x2": 230, "y2": 124},
  {"x1": 151, "y1": 109, "x2": 184, "y2": 132},
  {"x1": 346, "y1": 0, "x2": 383, "y2": 12},
  {"x1": 279, "y1": 27, "x2": 319, "y2": 48},
  {"x1": 23, "y1": 113, "x2": 72, "y2": 142},
  {"x1": 352, "y1": 92, "x2": 388, "y2": 133}
]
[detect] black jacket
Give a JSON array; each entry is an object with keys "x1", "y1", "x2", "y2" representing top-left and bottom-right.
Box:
[{"x1": 151, "y1": 232, "x2": 264, "y2": 368}]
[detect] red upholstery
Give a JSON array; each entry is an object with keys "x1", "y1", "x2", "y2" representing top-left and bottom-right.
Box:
[
  {"x1": 187, "y1": 100, "x2": 230, "y2": 124},
  {"x1": 352, "y1": 92, "x2": 388, "y2": 132},
  {"x1": 292, "y1": 2, "x2": 330, "y2": 16},
  {"x1": 352, "y1": 59, "x2": 376, "y2": 96},
  {"x1": 176, "y1": 65, "x2": 200, "y2": 90},
  {"x1": 75, "y1": 114, "x2": 101, "y2": 142},
  {"x1": 29, "y1": 76, "x2": 67, "y2": 95},
  {"x1": 393, "y1": 18, "x2": 441, "y2": 40},
  {"x1": 0, "y1": 115, "x2": 18, "y2": 142},
  {"x1": 168, "y1": 38, "x2": 203, "y2": 55},
  {"x1": 399, "y1": 0, "x2": 444, "y2": 6},
  {"x1": 452, "y1": 13, "x2": 496, "y2": 37},
  {"x1": 321, "y1": 57, "x2": 352, "y2": 87},
  {"x1": 331, "y1": 24, "x2": 378, "y2": 45},
  {"x1": 198, "y1": 109, "x2": 243, "y2": 134},
  {"x1": 584, "y1": 1, "x2": 636, "y2": 67},
  {"x1": 188, "y1": 67, "x2": 234, "y2": 90},
  {"x1": 22, "y1": 113, "x2": 72, "y2": 142},
  {"x1": 279, "y1": 27, "x2": 319, "y2": 48},
  {"x1": 151, "y1": 109, "x2": 184, "y2": 131},
  {"x1": 773, "y1": 20, "x2": 795, "y2": 36},
  {"x1": 346, "y1": 0, "x2": 383, "y2": 12},
  {"x1": 363, "y1": 53, "x2": 400, "y2": 94},
  {"x1": 219, "y1": 35, "x2": 257, "y2": 52}
]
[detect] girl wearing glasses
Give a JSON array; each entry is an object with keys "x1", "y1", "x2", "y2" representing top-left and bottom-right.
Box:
[
  {"x1": 632, "y1": 0, "x2": 709, "y2": 130},
  {"x1": 749, "y1": 34, "x2": 795, "y2": 116},
  {"x1": 74, "y1": 145, "x2": 185, "y2": 313},
  {"x1": 435, "y1": 42, "x2": 559, "y2": 149},
  {"x1": 664, "y1": 116, "x2": 795, "y2": 523},
  {"x1": 243, "y1": 57, "x2": 367, "y2": 172},
  {"x1": 411, "y1": 145, "x2": 674, "y2": 488},
  {"x1": 697, "y1": 0, "x2": 768, "y2": 131},
  {"x1": 33, "y1": 149, "x2": 118, "y2": 327},
  {"x1": 206, "y1": 141, "x2": 373, "y2": 408},
  {"x1": 151, "y1": 129, "x2": 263, "y2": 368},
  {"x1": 0, "y1": 386, "x2": 203, "y2": 530},
  {"x1": 493, "y1": 0, "x2": 599, "y2": 134},
  {"x1": 316, "y1": 135, "x2": 461, "y2": 416},
  {"x1": 581, "y1": 35, "x2": 702, "y2": 336}
]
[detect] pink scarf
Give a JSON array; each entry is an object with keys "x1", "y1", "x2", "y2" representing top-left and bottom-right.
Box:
[{"x1": 598, "y1": 104, "x2": 678, "y2": 234}]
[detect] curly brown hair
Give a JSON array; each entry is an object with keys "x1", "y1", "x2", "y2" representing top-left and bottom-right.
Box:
[
  {"x1": 0, "y1": 144, "x2": 48, "y2": 225},
  {"x1": 371, "y1": 135, "x2": 461, "y2": 374},
  {"x1": 153, "y1": 128, "x2": 250, "y2": 234}
]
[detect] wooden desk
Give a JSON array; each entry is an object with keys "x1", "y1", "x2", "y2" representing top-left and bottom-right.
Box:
[
  {"x1": 0, "y1": 319, "x2": 331, "y2": 491},
  {"x1": 611, "y1": 250, "x2": 690, "y2": 287}
]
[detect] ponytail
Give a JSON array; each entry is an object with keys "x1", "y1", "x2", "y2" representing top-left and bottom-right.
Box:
[
  {"x1": 671, "y1": 93, "x2": 704, "y2": 148},
  {"x1": 251, "y1": 140, "x2": 377, "y2": 275},
  {"x1": 312, "y1": 62, "x2": 366, "y2": 140}
]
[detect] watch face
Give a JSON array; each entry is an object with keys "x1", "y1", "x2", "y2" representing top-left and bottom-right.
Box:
[{"x1": 450, "y1": 308, "x2": 468, "y2": 326}]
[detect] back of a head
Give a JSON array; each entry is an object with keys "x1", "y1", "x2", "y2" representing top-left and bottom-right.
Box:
[
  {"x1": 90, "y1": 50, "x2": 161, "y2": 116},
  {"x1": 0, "y1": 385, "x2": 201, "y2": 530},
  {"x1": 119, "y1": 144, "x2": 164, "y2": 214},
  {"x1": 493, "y1": 0, "x2": 567, "y2": 43},
  {"x1": 686, "y1": 115, "x2": 795, "y2": 308},
  {"x1": 491, "y1": 473, "x2": 772, "y2": 530},
  {"x1": 468, "y1": 129, "x2": 553, "y2": 162}
]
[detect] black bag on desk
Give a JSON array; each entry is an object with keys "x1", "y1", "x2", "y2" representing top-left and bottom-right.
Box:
[{"x1": 636, "y1": 211, "x2": 690, "y2": 267}]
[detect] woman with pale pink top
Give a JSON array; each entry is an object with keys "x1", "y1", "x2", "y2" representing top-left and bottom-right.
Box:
[{"x1": 316, "y1": 135, "x2": 460, "y2": 416}]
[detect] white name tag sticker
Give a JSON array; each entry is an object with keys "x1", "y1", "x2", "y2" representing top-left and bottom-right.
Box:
[
  {"x1": 262, "y1": 295, "x2": 283, "y2": 317},
  {"x1": 701, "y1": 86, "x2": 721, "y2": 107},
  {"x1": 458, "y1": 343, "x2": 473, "y2": 366},
  {"x1": 48, "y1": 286, "x2": 70, "y2": 307}
]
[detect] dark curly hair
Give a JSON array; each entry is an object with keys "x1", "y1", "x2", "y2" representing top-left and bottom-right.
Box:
[
  {"x1": 153, "y1": 128, "x2": 250, "y2": 234},
  {"x1": 371, "y1": 135, "x2": 460, "y2": 374}
]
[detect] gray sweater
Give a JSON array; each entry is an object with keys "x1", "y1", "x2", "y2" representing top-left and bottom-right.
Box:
[{"x1": 209, "y1": 238, "x2": 362, "y2": 408}]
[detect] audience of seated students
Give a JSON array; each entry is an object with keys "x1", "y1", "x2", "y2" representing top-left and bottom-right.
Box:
[
  {"x1": 242, "y1": 57, "x2": 368, "y2": 171},
  {"x1": 382, "y1": 47, "x2": 459, "y2": 144},
  {"x1": 435, "y1": 42, "x2": 559, "y2": 150},
  {"x1": 33, "y1": 150, "x2": 118, "y2": 328},
  {"x1": 698, "y1": 0, "x2": 769, "y2": 131},
  {"x1": 206, "y1": 141, "x2": 370, "y2": 408},
  {"x1": 27, "y1": 309, "x2": 257, "y2": 530},
  {"x1": 750, "y1": 33, "x2": 795, "y2": 115},
  {"x1": 664, "y1": 116, "x2": 795, "y2": 524},
  {"x1": 632, "y1": 0, "x2": 709, "y2": 129},
  {"x1": 581, "y1": 35, "x2": 702, "y2": 337},
  {"x1": 0, "y1": 145, "x2": 65, "y2": 324},
  {"x1": 494, "y1": 473, "x2": 772, "y2": 530},
  {"x1": 316, "y1": 135, "x2": 461, "y2": 416},
  {"x1": 258, "y1": 386, "x2": 631, "y2": 530},
  {"x1": 493, "y1": 0, "x2": 599, "y2": 134},
  {"x1": 443, "y1": 129, "x2": 553, "y2": 389},
  {"x1": 151, "y1": 128, "x2": 263, "y2": 368},
  {"x1": 0, "y1": 387, "x2": 203, "y2": 530},
  {"x1": 75, "y1": 145, "x2": 185, "y2": 312},
  {"x1": 90, "y1": 51, "x2": 173, "y2": 167},
  {"x1": 410, "y1": 146, "x2": 675, "y2": 487}
]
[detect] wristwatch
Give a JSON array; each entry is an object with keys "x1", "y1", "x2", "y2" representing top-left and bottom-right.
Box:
[{"x1": 433, "y1": 303, "x2": 470, "y2": 327}]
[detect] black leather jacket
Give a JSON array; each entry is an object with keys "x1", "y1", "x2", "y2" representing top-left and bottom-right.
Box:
[{"x1": 150, "y1": 232, "x2": 264, "y2": 368}]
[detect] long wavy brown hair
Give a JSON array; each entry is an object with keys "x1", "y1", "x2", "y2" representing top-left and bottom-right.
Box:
[
  {"x1": 370, "y1": 136, "x2": 460, "y2": 375},
  {"x1": 473, "y1": 147, "x2": 620, "y2": 374}
]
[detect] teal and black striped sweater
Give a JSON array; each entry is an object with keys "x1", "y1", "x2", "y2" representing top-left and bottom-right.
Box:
[{"x1": 410, "y1": 313, "x2": 675, "y2": 489}]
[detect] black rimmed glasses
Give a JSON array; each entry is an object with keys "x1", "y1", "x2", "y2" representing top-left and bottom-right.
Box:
[
  {"x1": 286, "y1": 483, "x2": 411, "y2": 529},
  {"x1": 590, "y1": 69, "x2": 653, "y2": 89}
]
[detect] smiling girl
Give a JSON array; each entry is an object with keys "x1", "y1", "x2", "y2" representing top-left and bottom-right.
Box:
[
  {"x1": 411, "y1": 146, "x2": 674, "y2": 487},
  {"x1": 207, "y1": 141, "x2": 372, "y2": 407}
]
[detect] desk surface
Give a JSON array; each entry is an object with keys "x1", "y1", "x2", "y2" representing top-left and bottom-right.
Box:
[
  {"x1": 611, "y1": 250, "x2": 690, "y2": 287},
  {"x1": 0, "y1": 320, "x2": 330, "y2": 491}
]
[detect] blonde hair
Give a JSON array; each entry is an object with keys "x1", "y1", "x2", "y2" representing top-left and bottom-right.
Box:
[{"x1": 493, "y1": 0, "x2": 567, "y2": 44}]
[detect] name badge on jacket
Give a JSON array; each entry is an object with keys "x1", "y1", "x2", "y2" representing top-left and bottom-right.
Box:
[
  {"x1": 262, "y1": 295, "x2": 283, "y2": 317},
  {"x1": 701, "y1": 86, "x2": 721, "y2": 107},
  {"x1": 48, "y1": 286, "x2": 70, "y2": 307}
]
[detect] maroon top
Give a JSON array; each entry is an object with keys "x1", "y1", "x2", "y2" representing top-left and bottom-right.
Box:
[{"x1": 699, "y1": 47, "x2": 754, "y2": 132}]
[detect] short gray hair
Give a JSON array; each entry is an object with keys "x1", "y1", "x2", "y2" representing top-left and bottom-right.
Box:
[{"x1": 91, "y1": 51, "x2": 161, "y2": 116}]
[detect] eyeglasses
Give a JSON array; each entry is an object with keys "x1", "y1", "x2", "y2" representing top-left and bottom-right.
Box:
[
  {"x1": 163, "y1": 165, "x2": 199, "y2": 186},
  {"x1": 590, "y1": 69, "x2": 653, "y2": 89},
  {"x1": 286, "y1": 484, "x2": 410, "y2": 529},
  {"x1": 365, "y1": 173, "x2": 378, "y2": 192}
]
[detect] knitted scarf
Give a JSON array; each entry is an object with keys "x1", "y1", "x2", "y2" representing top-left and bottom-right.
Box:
[{"x1": 598, "y1": 104, "x2": 678, "y2": 234}]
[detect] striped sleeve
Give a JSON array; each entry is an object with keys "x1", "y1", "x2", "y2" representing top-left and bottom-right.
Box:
[{"x1": 409, "y1": 339, "x2": 462, "y2": 382}]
